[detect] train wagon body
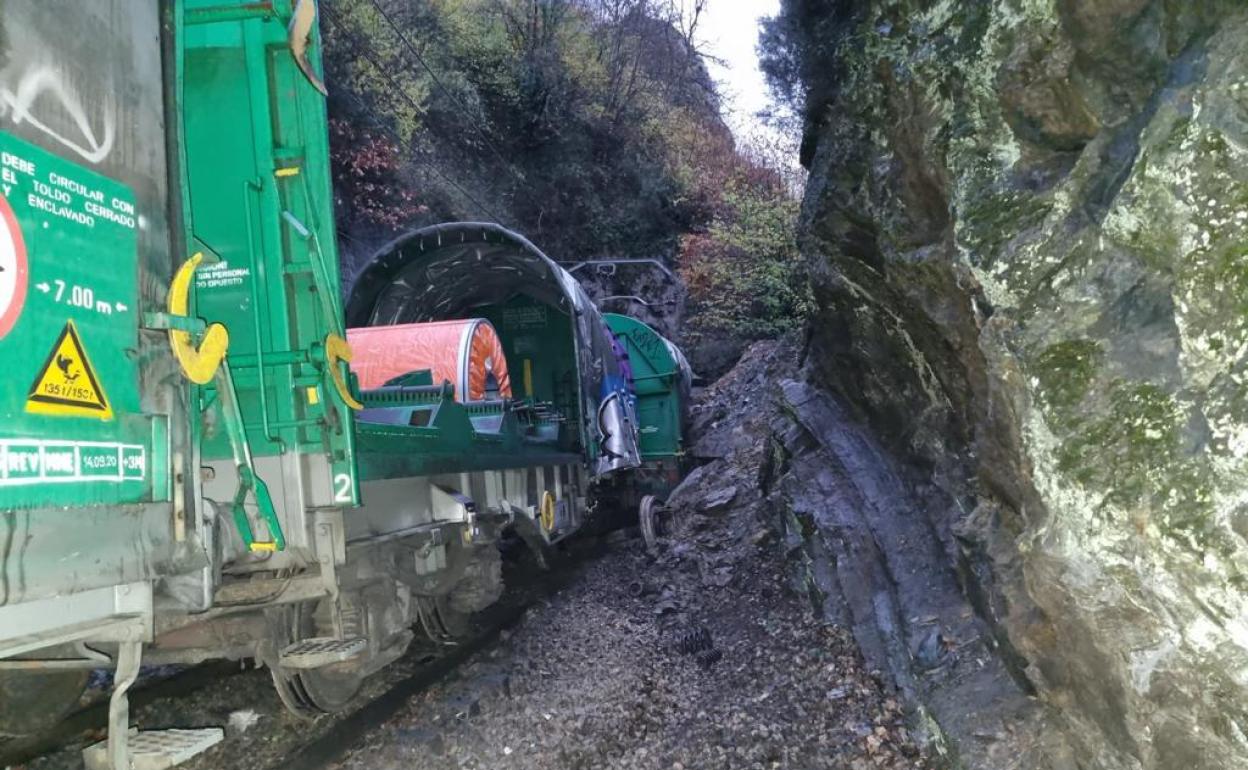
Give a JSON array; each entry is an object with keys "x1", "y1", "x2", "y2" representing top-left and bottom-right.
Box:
[
  {"x1": 0, "y1": 3, "x2": 685, "y2": 768},
  {"x1": 0, "y1": 0, "x2": 189, "y2": 746},
  {"x1": 592, "y1": 314, "x2": 692, "y2": 539},
  {"x1": 604, "y1": 312, "x2": 691, "y2": 465}
]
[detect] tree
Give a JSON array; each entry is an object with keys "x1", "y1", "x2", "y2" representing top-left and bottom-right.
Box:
[{"x1": 677, "y1": 132, "x2": 810, "y2": 357}]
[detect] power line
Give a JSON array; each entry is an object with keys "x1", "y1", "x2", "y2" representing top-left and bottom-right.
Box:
[
  {"x1": 342, "y1": 82, "x2": 505, "y2": 224},
  {"x1": 320, "y1": 5, "x2": 506, "y2": 221},
  {"x1": 363, "y1": 0, "x2": 523, "y2": 182},
  {"x1": 320, "y1": 5, "x2": 507, "y2": 223}
]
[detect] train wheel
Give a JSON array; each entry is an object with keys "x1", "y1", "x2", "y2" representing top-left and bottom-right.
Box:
[
  {"x1": 0, "y1": 667, "x2": 89, "y2": 737},
  {"x1": 436, "y1": 597, "x2": 473, "y2": 638},
  {"x1": 270, "y1": 659, "x2": 316, "y2": 719},
  {"x1": 269, "y1": 601, "x2": 366, "y2": 718},
  {"x1": 510, "y1": 514, "x2": 558, "y2": 572},
  {"x1": 639, "y1": 495, "x2": 666, "y2": 549},
  {"x1": 415, "y1": 595, "x2": 472, "y2": 644},
  {"x1": 287, "y1": 659, "x2": 364, "y2": 716}
]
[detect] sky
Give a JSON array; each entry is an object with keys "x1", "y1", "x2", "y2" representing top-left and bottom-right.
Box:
[{"x1": 696, "y1": 0, "x2": 782, "y2": 141}]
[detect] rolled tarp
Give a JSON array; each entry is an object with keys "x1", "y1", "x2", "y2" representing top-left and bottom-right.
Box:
[{"x1": 347, "y1": 319, "x2": 512, "y2": 402}]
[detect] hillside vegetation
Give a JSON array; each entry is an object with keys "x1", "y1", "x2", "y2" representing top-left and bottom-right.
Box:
[{"x1": 323, "y1": 0, "x2": 808, "y2": 371}]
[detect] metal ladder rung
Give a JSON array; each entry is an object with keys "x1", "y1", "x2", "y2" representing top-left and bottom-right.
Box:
[
  {"x1": 82, "y1": 728, "x2": 224, "y2": 770},
  {"x1": 279, "y1": 636, "x2": 367, "y2": 669}
]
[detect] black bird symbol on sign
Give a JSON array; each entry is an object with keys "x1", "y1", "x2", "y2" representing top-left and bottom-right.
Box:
[{"x1": 56, "y1": 354, "x2": 80, "y2": 383}]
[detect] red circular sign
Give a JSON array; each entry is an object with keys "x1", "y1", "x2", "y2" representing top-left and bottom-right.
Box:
[{"x1": 0, "y1": 193, "x2": 28, "y2": 340}]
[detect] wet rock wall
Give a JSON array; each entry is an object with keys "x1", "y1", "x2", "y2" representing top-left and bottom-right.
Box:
[{"x1": 782, "y1": 1, "x2": 1248, "y2": 767}]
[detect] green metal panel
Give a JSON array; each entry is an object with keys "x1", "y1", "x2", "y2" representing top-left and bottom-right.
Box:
[
  {"x1": 478, "y1": 295, "x2": 580, "y2": 430},
  {"x1": 0, "y1": 3, "x2": 175, "y2": 510},
  {"x1": 604, "y1": 313, "x2": 683, "y2": 460},
  {"x1": 355, "y1": 385, "x2": 577, "y2": 480},
  {"x1": 181, "y1": 0, "x2": 357, "y2": 504},
  {"x1": 0, "y1": 1, "x2": 191, "y2": 611},
  {"x1": 357, "y1": 421, "x2": 581, "y2": 481},
  {"x1": 0, "y1": 133, "x2": 155, "y2": 507}
]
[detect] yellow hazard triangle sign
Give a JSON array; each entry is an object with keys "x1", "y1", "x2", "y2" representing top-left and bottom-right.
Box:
[{"x1": 26, "y1": 320, "x2": 113, "y2": 420}]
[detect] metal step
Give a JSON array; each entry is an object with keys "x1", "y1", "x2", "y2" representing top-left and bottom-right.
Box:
[
  {"x1": 82, "y1": 728, "x2": 224, "y2": 770},
  {"x1": 279, "y1": 636, "x2": 367, "y2": 669}
]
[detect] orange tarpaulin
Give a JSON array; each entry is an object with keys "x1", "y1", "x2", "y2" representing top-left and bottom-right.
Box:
[{"x1": 348, "y1": 319, "x2": 512, "y2": 401}]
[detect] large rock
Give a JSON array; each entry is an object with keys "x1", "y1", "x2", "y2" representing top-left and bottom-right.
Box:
[{"x1": 785, "y1": 0, "x2": 1248, "y2": 767}]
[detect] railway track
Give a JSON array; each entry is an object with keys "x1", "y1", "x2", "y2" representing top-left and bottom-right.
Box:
[
  {"x1": 6, "y1": 541, "x2": 599, "y2": 770},
  {"x1": 271, "y1": 598, "x2": 530, "y2": 770},
  {"x1": 0, "y1": 662, "x2": 238, "y2": 767}
]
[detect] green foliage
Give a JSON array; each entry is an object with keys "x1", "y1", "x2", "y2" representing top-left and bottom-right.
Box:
[
  {"x1": 325, "y1": 0, "x2": 721, "y2": 262},
  {"x1": 324, "y1": 0, "x2": 810, "y2": 355},
  {"x1": 679, "y1": 160, "x2": 811, "y2": 345},
  {"x1": 757, "y1": 0, "x2": 859, "y2": 142}
]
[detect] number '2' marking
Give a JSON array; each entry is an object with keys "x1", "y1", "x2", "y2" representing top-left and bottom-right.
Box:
[{"x1": 333, "y1": 473, "x2": 353, "y2": 504}]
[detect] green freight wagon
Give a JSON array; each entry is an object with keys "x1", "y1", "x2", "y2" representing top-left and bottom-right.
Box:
[
  {"x1": 595, "y1": 313, "x2": 692, "y2": 544},
  {"x1": 0, "y1": 4, "x2": 681, "y2": 769},
  {"x1": 605, "y1": 312, "x2": 691, "y2": 463}
]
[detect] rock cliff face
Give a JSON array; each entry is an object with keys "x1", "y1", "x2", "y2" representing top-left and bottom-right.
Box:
[{"x1": 785, "y1": 1, "x2": 1248, "y2": 767}]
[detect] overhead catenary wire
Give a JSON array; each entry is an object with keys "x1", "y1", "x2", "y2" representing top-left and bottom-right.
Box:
[
  {"x1": 321, "y1": 5, "x2": 501, "y2": 220},
  {"x1": 362, "y1": 0, "x2": 524, "y2": 182},
  {"x1": 319, "y1": 4, "x2": 508, "y2": 224},
  {"x1": 340, "y1": 82, "x2": 506, "y2": 224}
]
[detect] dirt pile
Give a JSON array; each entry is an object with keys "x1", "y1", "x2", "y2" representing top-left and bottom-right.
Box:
[{"x1": 686, "y1": 337, "x2": 1072, "y2": 768}]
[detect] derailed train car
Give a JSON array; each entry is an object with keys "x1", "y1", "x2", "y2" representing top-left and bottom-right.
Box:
[
  {"x1": 0, "y1": 3, "x2": 682, "y2": 768},
  {"x1": 346, "y1": 222, "x2": 644, "y2": 479}
]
